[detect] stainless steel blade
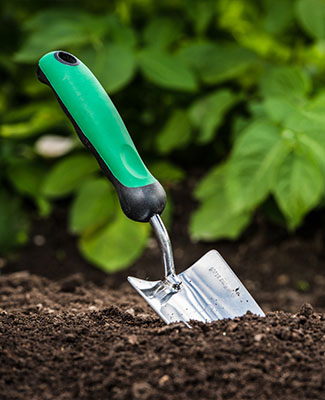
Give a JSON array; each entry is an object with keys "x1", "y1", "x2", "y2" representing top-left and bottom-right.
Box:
[{"x1": 128, "y1": 250, "x2": 265, "y2": 326}]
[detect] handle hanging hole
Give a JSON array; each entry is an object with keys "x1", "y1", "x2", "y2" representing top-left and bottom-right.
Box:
[{"x1": 55, "y1": 51, "x2": 79, "y2": 66}]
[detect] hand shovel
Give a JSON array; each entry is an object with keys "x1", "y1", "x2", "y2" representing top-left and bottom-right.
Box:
[{"x1": 38, "y1": 51, "x2": 265, "y2": 326}]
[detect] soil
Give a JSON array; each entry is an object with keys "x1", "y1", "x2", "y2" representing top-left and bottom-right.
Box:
[
  {"x1": 0, "y1": 272, "x2": 324, "y2": 400},
  {"x1": 1, "y1": 179, "x2": 325, "y2": 399}
]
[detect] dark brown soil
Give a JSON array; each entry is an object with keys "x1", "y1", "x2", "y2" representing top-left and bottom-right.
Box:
[
  {"x1": 1, "y1": 179, "x2": 325, "y2": 399},
  {"x1": 0, "y1": 272, "x2": 324, "y2": 400}
]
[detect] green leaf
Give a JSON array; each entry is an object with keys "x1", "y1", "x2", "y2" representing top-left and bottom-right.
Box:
[
  {"x1": 273, "y1": 151, "x2": 323, "y2": 229},
  {"x1": 296, "y1": 0, "x2": 325, "y2": 40},
  {"x1": 185, "y1": 1, "x2": 215, "y2": 35},
  {"x1": 308, "y1": 91, "x2": 325, "y2": 112},
  {"x1": 259, "y1": 66, "x2": 311, "y2": 99},
  {"x1": 298, "y1": 131, "x2": 325, "y2": 167},
  {"x1": 7, "y1": 161, "x2": 47, "y2": 198},
  {"x1": 296, "y1": 279, "x2": 311, "y2": 292},
  {"x1": 0, "y1": 191, "x2": 29, "y2": 254},
  {"x1": 267, "y1": 96, "x2": 325, "y2": 168},
  {"x1": 23, "y1": 9, "x2": 88, "y2": 31},
  {"x1": 15, "y1": 12, "x2": 132, "y2": 63},
  {"x1": 189, "y1": 89, "x2": 238, "y2": 143},
  {"x1": 69, "y1": 178, "x2": 116, "y2": 235},
  {"x1": 149, "y1": 161, "x2": 185, "y2": 184},
  {"x1": 143, "y1": 17, "x2": 182, "y2": 48},
  {"x1": 190, "y1": 199, "x2": 251, "y2": 241},
  {"x1": 178, "y1": 42, "x2": 257, "y2": 84},
  {"x1": 105, "y1": 15, "x2": 137, "y2": 48},
  {"x1": 36, "y1": 197, "x2": 53, "y2": 218},
  {"x1": 1, "y1": 103, "x2": 65, "y2": 138},
  {"x1": 248, "y1": 101, "x2": 268, "y2": 119},
  {"x1": 263, "y1": 0, "x2": 294, "y2": 34},
  {"x1": 231, "y1": 116, "x2": 251, "y2": 143},
  {"x1": 156, "y1": 110, "x2": 192, "y2": 154},
  {"x1": 194, "y1": 163, "x2": 228, "y2": 201},
  {"x1": 283, "y1": 106, "x2": 325, "y2": 138},
  {"x1": 42, "y1": 153, "x2": 99, "y2": 198},
  {"x1": 283, "y1": 107, "x2": 325, "y2": 174},
  {"x1": 80, "y1": 209, "x2": 150, "y2": 272},
  {"x1": 263, "y1": 96, "x2": 298, "y2": 123},
  {"x1": 138, "y1": 48, "x2": 198, "y2": 91},
  {"x1": 227, "y1": 120, "x2": 290, "y2": 211},
  {"x1": 191, "y1": 163, "x2": 251, "y2": 241},
  {"x1": 79, "y1": 44, "x2": 136, "y2": 93},
  {"x1": 178, "y1": 41, "x2": 217, "y2": 71},
  {"x1": 14, "y1": 10, "x2": 91, "y2": 63}
]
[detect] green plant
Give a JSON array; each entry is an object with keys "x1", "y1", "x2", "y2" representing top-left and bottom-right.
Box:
[
  {"x1": 1, "y1": 0, "x2": 324, "y2": 271},
  {"x1": 191, "y1": 68, "x2": 325, "y2": 239}
]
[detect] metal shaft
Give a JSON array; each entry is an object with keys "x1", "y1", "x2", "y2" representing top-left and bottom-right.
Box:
[{"x1": 149, "y1": 214, "x2": 176, "y2": 279}]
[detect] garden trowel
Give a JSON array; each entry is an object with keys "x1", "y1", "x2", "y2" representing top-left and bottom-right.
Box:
[{"x1": 38, "y1": 51, "x2": 265, "y2": 326}]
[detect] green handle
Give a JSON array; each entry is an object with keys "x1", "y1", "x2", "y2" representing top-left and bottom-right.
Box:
[{"x1": 38, "y1": 51, "x2": 166, "y2": 222}]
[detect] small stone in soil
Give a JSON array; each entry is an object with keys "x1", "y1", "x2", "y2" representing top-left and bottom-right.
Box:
[
  {"x1": 299, "y1": 303, "x2": 314, "y2": 317},
  {"x1": 132, "y1": 382, "x2": 152, "y2": 400}
]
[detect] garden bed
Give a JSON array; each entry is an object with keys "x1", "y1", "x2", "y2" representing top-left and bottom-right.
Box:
[
  {"x1": 1, "y1": 184, "x2": 325, "y2": 399},
  {"x1": 0, "y1": 272, "x2": 324, "y2": 400}
]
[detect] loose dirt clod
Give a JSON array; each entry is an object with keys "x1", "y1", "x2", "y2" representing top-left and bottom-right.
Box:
[{"x1": 0, "y1": 272, "x2": 324, "y2": 400}]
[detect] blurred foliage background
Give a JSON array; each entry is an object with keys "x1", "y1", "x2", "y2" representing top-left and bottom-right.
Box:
[{"x1": 1, "y1": 0, "x2": 325, "y2": 272}]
